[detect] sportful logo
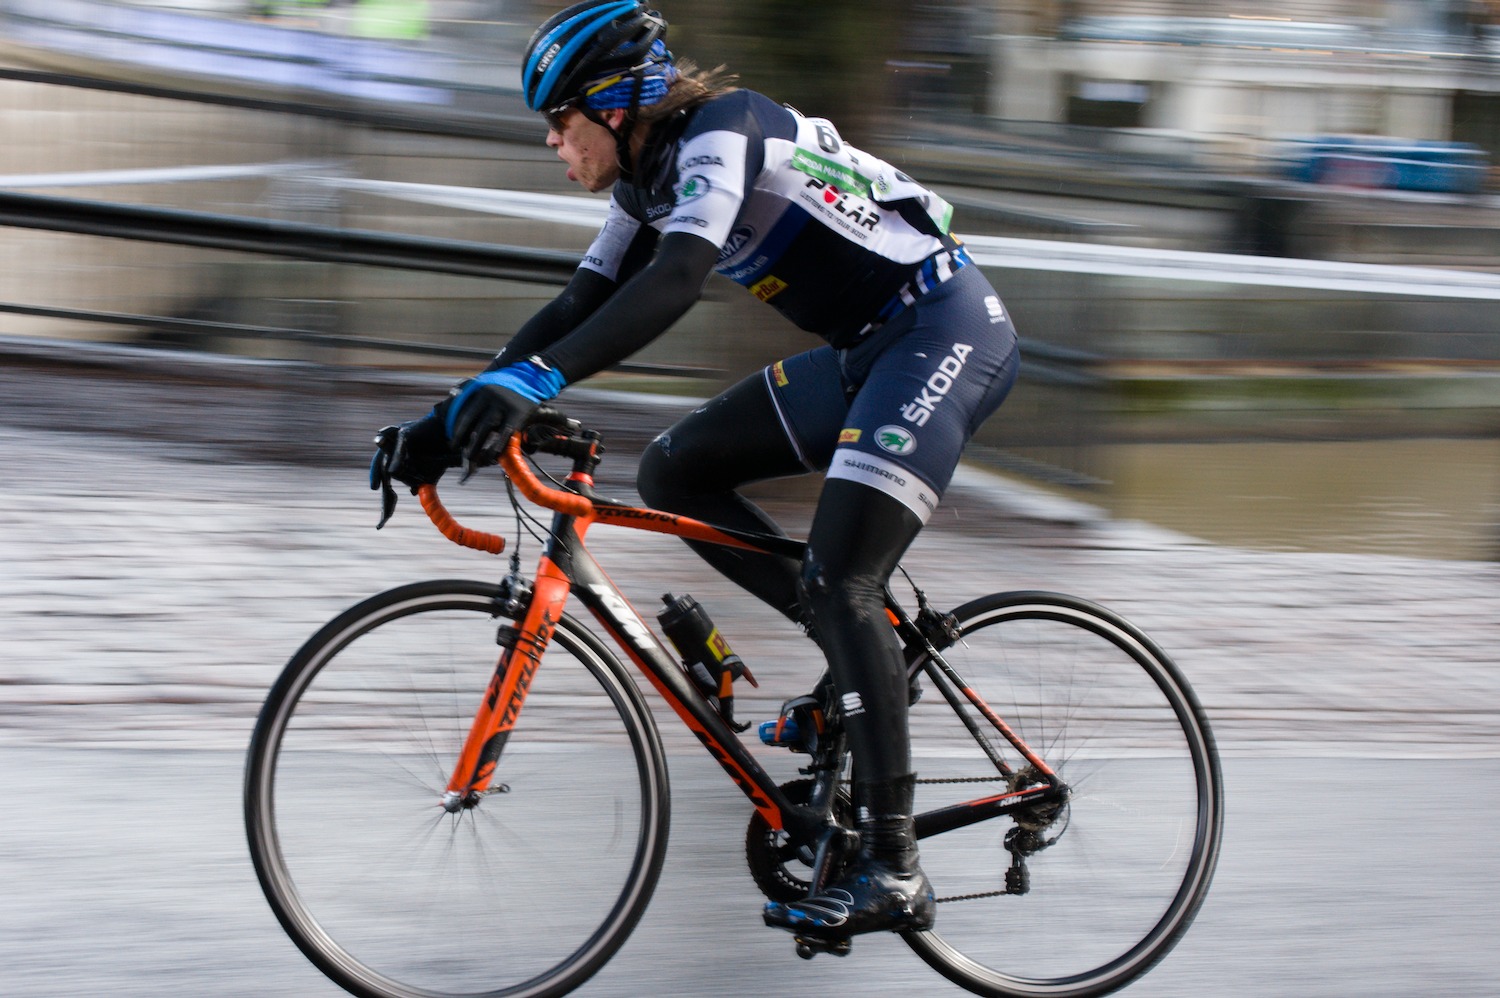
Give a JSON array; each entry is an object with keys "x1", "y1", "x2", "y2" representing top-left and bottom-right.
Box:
[
  {"x1": 902, "y1": 343, "x2": 973, "y2": 427},
  {"x1": 875, "y1": 425, "x2": 916, "y2": 455}
]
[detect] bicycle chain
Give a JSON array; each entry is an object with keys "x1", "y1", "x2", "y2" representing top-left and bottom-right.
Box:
[
  {"x1": 936, "y1": 888, "x2": 1011, "y2": 903},
  {"x1": 830, "y1": 776, "x2": 1004, "y2": 786},
  {"x1": 824, "y1": 775, "x2": 1010, "y2": 903}
]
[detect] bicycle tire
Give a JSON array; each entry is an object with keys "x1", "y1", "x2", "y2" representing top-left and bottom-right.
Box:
[
  {"x1": 901, "y1": 591, "x2": 1223, "y2": 998},
  {"x1": 245, "y1": 579, "x2": 671, "y2": 998}
]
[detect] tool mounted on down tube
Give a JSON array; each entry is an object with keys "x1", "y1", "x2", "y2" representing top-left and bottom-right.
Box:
[{"x1": 657, "y1": 593, "x2": 758, "y2": 731}]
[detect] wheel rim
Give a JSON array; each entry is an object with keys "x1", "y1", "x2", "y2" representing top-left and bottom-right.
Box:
[
  {"x1": 903, "y1": 596, "x2": 1222, "y2": 997},
  {"x1": 247, "y1": 588, "x2": 666, "y2": 998}
]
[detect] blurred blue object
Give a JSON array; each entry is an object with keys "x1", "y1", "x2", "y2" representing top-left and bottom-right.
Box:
[{"x1": 1280, "y1": 136, "x2": 1490, "y2": 194}]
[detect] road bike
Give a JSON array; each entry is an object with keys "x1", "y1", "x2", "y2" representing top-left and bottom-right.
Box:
[{"x1": 245, "y1": 407, "x2": 1223, "y2": 998}]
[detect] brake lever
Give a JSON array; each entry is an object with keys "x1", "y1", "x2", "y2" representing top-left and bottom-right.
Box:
[
  {"x1": 528, "y1": 404, "x2": 581, "y2": 433},
  {"x1": 376, "y1": 475, "x2": 398, "y2": 530},
  {"x1": 521, "y1": 424, "x2": 569, "y2": 454}
]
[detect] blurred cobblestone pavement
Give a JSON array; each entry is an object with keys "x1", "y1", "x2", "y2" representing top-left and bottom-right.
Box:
[
  {"x1": 7, "y1": 340, "x2": 1500, "y2": 998},
  {"x1": 2, "y1": 339, "x2": 1498, "y2": 758}
]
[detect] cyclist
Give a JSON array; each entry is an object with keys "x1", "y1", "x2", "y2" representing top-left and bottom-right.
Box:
[{"x1": 370, "y1": 0, "x2": 1020, "y2": 942}]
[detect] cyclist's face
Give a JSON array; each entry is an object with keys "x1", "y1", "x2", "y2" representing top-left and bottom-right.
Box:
[{"x1": 546, "y1": 108, "x2": 623, "y2": 193}]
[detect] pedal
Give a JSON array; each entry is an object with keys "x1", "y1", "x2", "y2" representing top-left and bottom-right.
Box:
[{"x1": 793, "y1": 935, "x2": 851, "y2": 960}]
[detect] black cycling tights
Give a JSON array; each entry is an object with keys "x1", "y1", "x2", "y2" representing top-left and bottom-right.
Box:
[{"x1": 638, "y1": 372, "x2": 923, "y2": 785}]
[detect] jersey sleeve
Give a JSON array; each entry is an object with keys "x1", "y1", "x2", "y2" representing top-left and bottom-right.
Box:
[
  {"x1": 579, "y1": 196, "x2": 645, "y2": 282},
  {"x1": 659, "y1": 128, "x2": 752, "y2": 251}
]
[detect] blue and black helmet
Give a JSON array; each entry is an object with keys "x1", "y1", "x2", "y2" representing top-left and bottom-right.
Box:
[{"x1": 522, "y1": 1, "x2": 673, "y2": 114}]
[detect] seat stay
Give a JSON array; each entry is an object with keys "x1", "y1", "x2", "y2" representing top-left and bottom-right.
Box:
[{"x1": 916, "y1": 637, "x2": 1059, "y2": 783}]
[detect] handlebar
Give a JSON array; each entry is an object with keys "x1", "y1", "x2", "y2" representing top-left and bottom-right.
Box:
[
  {"x1": 417, "y1": 483, "x2": 507, "y2": 555},
  {"x1": 417, "y1": 408, "x2": 601, "y2": 555}
]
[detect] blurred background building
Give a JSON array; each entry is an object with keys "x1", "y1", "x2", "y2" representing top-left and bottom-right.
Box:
[{"x1": 2, "y1": 0, "x2": 1498, "y2": 559}]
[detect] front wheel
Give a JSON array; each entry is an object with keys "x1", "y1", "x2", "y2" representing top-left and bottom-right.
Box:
[
  {"x1": 245, "y1": 580, "x2": 670, "y2": 998},
  {"x1": 902, "y1": 592, "x2": 1223, "y2": 998}
]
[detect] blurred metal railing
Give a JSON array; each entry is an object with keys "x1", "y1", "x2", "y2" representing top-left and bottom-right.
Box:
[
  {"x1": 0, "y1": 64, "x2": 536, "y2": 141},
  {"x1": 0, "y1": 188, "x2": 728, "y2": 377},
  {"x1": 0, "y1": 188, "x2": 575, "y2": 279},
  {"x1": 0, "y1": 182, "x2": 565, "y2": 356}
]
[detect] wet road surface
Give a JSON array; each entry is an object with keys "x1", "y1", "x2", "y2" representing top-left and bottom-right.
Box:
[{"x1": 3, "y1": 344, "x2": 1499, "y2": 995}]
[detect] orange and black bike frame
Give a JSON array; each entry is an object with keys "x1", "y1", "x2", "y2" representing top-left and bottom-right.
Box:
[{"x1": 419, "y1": 420, "x2": 1064, "y2": 844}]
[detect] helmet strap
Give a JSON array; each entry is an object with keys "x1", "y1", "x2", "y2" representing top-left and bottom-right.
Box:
[{"x1": 580, "y1": 70, "x2": 648, "y2": 183}]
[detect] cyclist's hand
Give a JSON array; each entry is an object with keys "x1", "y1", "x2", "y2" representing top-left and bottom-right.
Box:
[
  {"x1": 369, "y1": 411, "x2": 459, "y2": 527},
  {"x1": 445, "y1": 358, "x2": 565, "y2": 481}
]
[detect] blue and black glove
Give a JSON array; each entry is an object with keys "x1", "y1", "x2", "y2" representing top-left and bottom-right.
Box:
[
  {"x1": 445, "y1": 357, "x2": 566, "y2": 480},
  {"x1": 369, "y1": 410, "x2": 460, "y2": 528}
]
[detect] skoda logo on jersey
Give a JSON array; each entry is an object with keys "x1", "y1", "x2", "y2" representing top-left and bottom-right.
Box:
[
  {"x1": 675, "y1": 174, "x2": 711, "y2": 204},
  {"x1": 717, "y1": 224, "x2": 755, "y2": 263},
  {"x1": 875, "y1": 425, "x2": 917, "y2": 456}
]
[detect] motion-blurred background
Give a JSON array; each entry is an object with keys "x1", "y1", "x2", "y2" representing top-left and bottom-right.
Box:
[
  {"x1": 2, "y1": 0, "x2": 1498, "y2": 556},
  {"x1": 4, "y1": 7, "x2": 1500, "y2": 996}
]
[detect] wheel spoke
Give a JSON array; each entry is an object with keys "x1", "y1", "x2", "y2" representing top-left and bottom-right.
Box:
[
  {"x1": 246, "y1": 583, "x2": 669, "y2": 998},
  {"x1": 903, "y1": 593, "x2": 1223, "y2": 998}
]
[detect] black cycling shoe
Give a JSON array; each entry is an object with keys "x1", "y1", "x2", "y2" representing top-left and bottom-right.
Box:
[
  {"x1": 762, "y1": 850, "x2": 935, "y2": 938},
  {"x1": 763, "y1": 775, "x2": 934, "y2": 939}
]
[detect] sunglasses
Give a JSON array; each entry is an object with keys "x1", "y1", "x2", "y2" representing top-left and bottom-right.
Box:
[{"x1": 543, "y1": 99, "x2": 580, "y2": 133}]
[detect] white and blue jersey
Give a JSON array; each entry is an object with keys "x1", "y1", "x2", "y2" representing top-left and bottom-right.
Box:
[
  {"x1": 576, "y1": 89, "x2": 1018, "y2": 522},
  {"x1": 582, "y1": 90, "x2": 967, "y2": 349}
]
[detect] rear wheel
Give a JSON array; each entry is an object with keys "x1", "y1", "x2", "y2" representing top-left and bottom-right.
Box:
[
  {"x1": 245, "y1": 580, "x2": 670, "y2": 998},
  {"x1": 902, "y1": 591, "x2": 1222, "y2": 997}
]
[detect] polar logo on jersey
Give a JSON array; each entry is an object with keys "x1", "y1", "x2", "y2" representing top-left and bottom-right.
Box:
[
  {"x1": 875, "y1": 425, "x2": 916, "y2": 455},
  {"x1": 802, "y1": 179, "x2": 880, "y2": 232},
  {"x1": 676, "y1": 174, "x2": 711, "y2": 204},
  {"x1": 901, "y1": 343, "x2": 973, "y2": 427},
  {"x1": 717, "y1": 224, "x2": 755, "y2": 263}
]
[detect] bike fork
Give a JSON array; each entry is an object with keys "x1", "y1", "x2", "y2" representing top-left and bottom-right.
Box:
[{"x1": 443, "y1": 559, "x2": 571, "y2": 808}]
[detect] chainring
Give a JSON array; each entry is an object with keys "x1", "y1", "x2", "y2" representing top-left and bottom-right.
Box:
[{"x1": 744, "y1": 778, "x2": 853, "y2": 904}]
